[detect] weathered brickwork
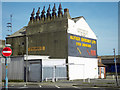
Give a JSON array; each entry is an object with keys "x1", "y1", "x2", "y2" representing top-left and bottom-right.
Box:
[{"x1": 6, "y1": 4, "x2": 70, "y2": 58}]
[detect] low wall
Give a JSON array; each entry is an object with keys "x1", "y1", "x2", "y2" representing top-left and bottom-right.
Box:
[{"x1": 68, "y1": 56, "x2": 98, "y2": 80}]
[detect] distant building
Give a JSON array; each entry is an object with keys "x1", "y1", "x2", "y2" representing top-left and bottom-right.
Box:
[
  {"x1": 5, "y1": 4, "x2": 98, "y2": 81},
  {"x1": 0, "y1": 40, "x2": 4, "y2": 87},
  {"x1": 0, "y1": 40, "x2": 5, "y2": 56},
  {"x1": 98, "y1": 57, "x2": 106, "y2": 79},
  {"x1": 98, "y1": 55, "x2": 120, "y2": 78}
]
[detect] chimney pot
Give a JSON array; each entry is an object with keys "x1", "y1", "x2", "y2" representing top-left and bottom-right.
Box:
[{"x1": 64, "y1": 8, "x2": 69, "y2": 12}]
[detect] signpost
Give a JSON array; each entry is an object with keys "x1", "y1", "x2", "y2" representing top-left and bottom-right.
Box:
[
  {"x1": 2, "y1": 47, "x2": 12, "y2": 89},
  {"x1": 2, "y1": 47, "x2": 12, "y2": 57},
  {"x1": 113, "y1": 48, "x2": 119, "y2": 86}
]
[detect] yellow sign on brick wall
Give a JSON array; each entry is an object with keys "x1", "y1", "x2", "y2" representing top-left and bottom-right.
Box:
[{"x1": 28, "y1": 46, "x2": 45, "y2": 51}]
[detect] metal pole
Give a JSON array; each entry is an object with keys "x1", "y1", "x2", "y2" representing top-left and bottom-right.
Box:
[
  {"x1": 52, "y1": 66, "x2": 55, "y2": 82},
  {"x1": 26, "y1": 36, "x2": 28, "y2": 85},
  {"x1": 113, "y1": 48, "x2": 119, "y2": 86},
  {"x1": 42, "y1": 66, "x2": 43, "y2": 82},
  {"x1": 10, "y1": 14, "x2": 12, "y2": 34},
  {"x1": 5, "y1": 57, "x2": 8, "y2": 90}
]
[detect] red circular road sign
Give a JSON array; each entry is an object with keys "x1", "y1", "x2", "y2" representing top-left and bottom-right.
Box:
[{"x1": 2, "y1": 47, "x2": 12, "y2": 57}]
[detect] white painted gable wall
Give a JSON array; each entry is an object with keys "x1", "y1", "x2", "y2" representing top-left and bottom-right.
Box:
[
  {"x1": 68, "y1": 18, "x2": 97, "y2": 40},
  {"x1": 67, "y1": 17, "x2": 98, "y2": 80}
]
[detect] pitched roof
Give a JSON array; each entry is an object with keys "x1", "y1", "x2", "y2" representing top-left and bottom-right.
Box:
[
  {"x1": 72, "y1": 16, "x2": 86, "y2": 22},
  {"x1": 7, "y1": 26, "x2": 26, "y2": 38},
  {"x1": 98, "y1": 63, "x2": 106, "y2": 67}
]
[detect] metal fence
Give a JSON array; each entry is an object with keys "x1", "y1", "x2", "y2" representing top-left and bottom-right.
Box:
[
  {"x1": 2, "y1": 56, "x2": 24, "y2": 80},
  {"x1": 42, "y1": 66, "x2": 67, "y2": 82},
  {"x1": 28, "y1": 63, "x2": 67, "y2": 82},
  {"x1": 1, "y1": 56, "x2": 67, "y2": 82}
]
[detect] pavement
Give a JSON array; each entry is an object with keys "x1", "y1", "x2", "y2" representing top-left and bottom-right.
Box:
[{"x1": 1, "y1": 79, "x2": 120, "y2": 90}]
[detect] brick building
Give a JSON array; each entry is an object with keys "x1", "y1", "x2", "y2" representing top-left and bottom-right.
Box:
[{"x1": 5, "y1": 4, "x2": 98, "y2": 81}]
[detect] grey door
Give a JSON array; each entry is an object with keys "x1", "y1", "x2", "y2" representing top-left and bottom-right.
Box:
[{"x1": 29, "y1": 63, "x2": 42, "y2": 82}]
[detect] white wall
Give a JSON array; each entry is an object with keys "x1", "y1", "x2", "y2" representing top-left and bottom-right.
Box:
[
  {"x1": 42, "y1": 59, "x2": 66, "y2": 67},
  {"x1": 68, "y1": 18, "x2": 97, "y2": 39},
  {"x1": 68, "y1": 56, "x2": 98, "y2": 80},
  {"x1": 24, "y1": 56, "x2": 98, "y2": 80},
  {"x1": 24, "y1": 55, "x2": 49, "y2": 60},
  {"x1": 24, "y1": 55, "x2": 66, "y2": 67}
]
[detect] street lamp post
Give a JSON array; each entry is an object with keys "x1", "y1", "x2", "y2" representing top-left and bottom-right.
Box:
[
  {"x1": 26, "y1": 36, "x2": 28, "y2": 85},
  {"x1": 113, "y1": 48, "x2": 119, "y2": 86}
]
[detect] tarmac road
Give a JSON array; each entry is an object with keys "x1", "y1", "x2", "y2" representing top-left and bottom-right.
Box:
[
  {"x1": 1, "y1": 87, "x2": 120, "y2": 90},
  {"x1": 1, "y1": 84, "x2": 120, "y2": 90},
  {"x1": 1, "y1": 79, "x2": 120, "y2": 90}
]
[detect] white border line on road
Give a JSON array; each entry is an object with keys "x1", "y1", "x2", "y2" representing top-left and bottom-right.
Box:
[
  {"x1": 19, "y1": 87, "x2": 28, "y2": 88},
  {"x1": 39, "y1": 85, "x2": 42, "y2": 88},
  {"x1": 55, "y1": 85, "x2": 60, "y2": 88},
  {"x1": 24, "y1": 85, "x2": 27, "y2": 87},
  {"x1": 92, "y1": 87, "x2": 100, "y2": 88},
  {"x1": 72, "y1": 86, "x2": 80, "y2": 89},
  {"x1": 11, "y1": 85, "x2": 14, "y2": 87}
]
